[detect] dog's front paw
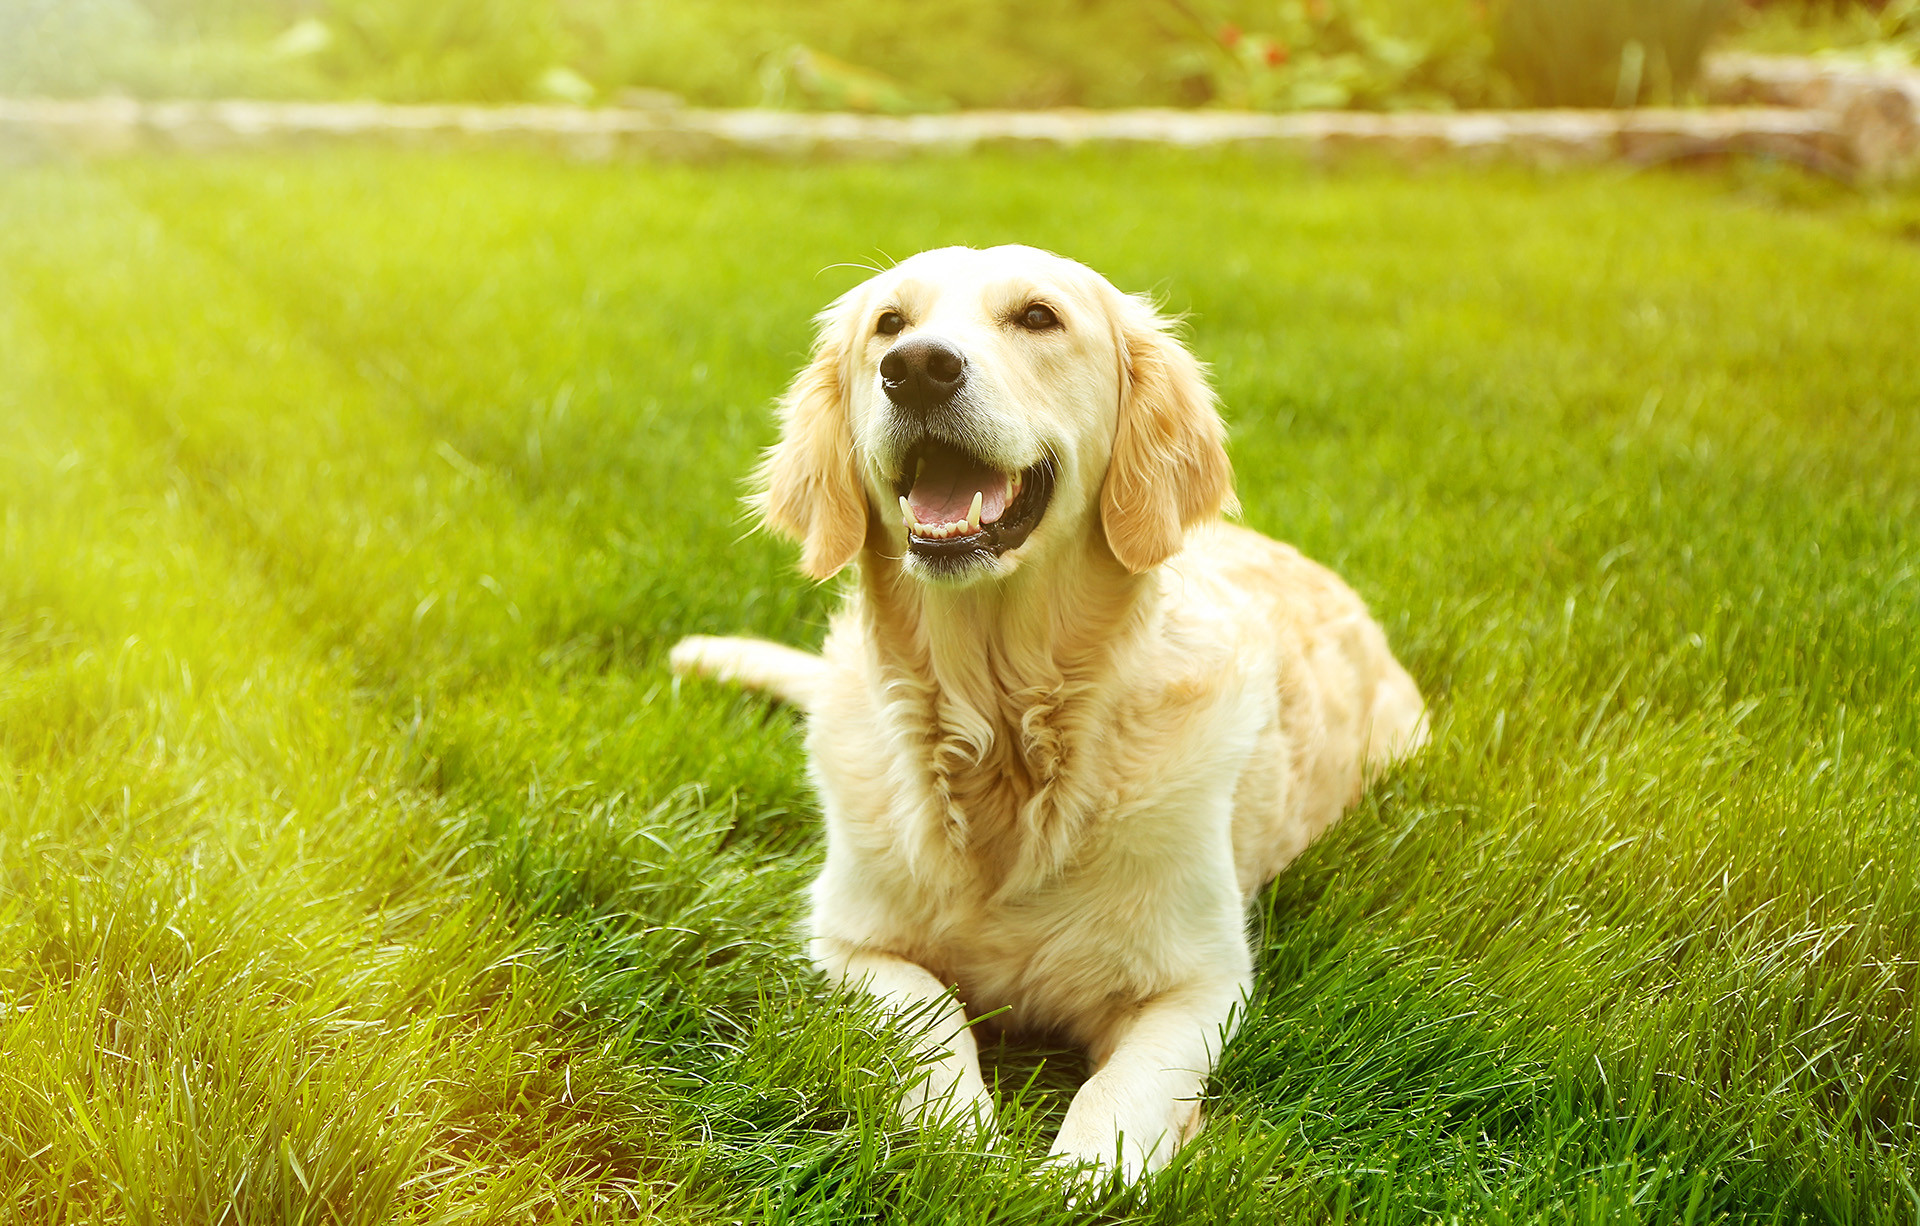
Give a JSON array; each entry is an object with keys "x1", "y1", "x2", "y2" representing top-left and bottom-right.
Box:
[{"x1": 1048, "y1": 1092, "x2": 1205, "y2": 1183}]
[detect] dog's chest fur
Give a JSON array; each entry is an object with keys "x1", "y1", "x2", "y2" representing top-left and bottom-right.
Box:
[{"x1": 806, "y1": 578, "x2": 1272, "y2": 1038}]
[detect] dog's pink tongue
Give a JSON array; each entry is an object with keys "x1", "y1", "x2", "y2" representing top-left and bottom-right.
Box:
[{"x1": 908, "y1": 450, "x2": 1011, "y2": 526}]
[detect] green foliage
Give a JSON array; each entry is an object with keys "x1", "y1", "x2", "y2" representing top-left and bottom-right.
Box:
[
  {"x1": 16, "y1": 0, "x2": 1920, "y2": 109},
  {"x1": 1495, "y1": 0, "x2": 1737, "y2": 107},
  {"x1": 0, "y1": 0, "x2": 319, "y2": 98},
  {"x1": 1728, "y1": 0, "x2": 1920, "y2": 63},
  {"x1": 318, "y1": 0, "x2": 569, "y2": 103},
  {"x1": 0, "y1": 0, "x2": 1724, "y2": 111},
  {"x1": 2, "y1": 148, "x2": 1918, "y2": 1220},
  {"x1": 757, "y1": 46, "x2": 954, "y2": 114},
  {"x1": 1853, "y1": 0, "x2": 1920, "y2": 61},
  {"x1": 559, "y1": 0, "x2": 1206, "y2": 110},
  {"x1": 1166, "y1": 0, "x2": 1508, "y2": 111}
]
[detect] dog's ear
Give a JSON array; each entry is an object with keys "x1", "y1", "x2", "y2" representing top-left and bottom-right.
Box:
[
  {"x1": 753, "y1": 310, "x2": 870, "y2": 581},
  {"x1": 1100, "y1": 297, "x2": 1236, "y2": 573}
]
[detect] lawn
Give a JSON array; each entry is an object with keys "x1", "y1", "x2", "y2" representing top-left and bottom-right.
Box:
[{"x1": 1, "y1": 148, "x2": 1916, "y2": 1224}]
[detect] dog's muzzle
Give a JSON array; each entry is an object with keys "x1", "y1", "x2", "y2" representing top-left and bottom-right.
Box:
[{"x1": 892, "y1": 439, "x2": 1055, "y2": 573}]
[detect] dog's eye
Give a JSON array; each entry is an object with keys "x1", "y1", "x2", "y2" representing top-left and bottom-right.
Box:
[
  {"x1": 876, "y1": 311, "x2": 906, "y2": 336},
  {"x1": 1018, "y1": 303, "x2": 1060, "y2": 331}
]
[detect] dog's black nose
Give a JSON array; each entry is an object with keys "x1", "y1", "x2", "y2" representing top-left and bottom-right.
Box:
[{"x1": 880, "y1": 337, "x2": 967, "y2": 411}]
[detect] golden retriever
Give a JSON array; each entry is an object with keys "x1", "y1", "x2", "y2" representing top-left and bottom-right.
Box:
[{"x1": 672, "y1": 245, "x2": 1425, "y2": 1179}]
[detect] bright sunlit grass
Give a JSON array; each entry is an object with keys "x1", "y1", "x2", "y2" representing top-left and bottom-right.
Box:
[{"x1": 1, "y1": 149, "x2": 1915, "y2": 1223}]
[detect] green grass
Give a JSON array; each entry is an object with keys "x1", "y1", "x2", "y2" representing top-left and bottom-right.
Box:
[{"x1": 0, "y1": 148, "x2": 1916, "y2": 1223}]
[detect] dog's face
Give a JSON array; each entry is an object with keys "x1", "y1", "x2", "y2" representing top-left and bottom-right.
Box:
[{"x1": 757, "y1": 245, "x2": 1234, "y2": 584}]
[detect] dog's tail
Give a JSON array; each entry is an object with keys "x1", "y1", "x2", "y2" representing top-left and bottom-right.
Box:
[{"x1": 670, "y1": 635, "x2": 825, "y2": 713}]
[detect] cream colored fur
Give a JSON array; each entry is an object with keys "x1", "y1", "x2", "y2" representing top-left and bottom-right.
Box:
[{"x1": 672, "y1": 245, "x2": 1426, "y2": 1180}]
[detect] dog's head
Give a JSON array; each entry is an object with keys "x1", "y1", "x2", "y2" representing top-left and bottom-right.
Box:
[{"x1": 755, "y1": 245, "x2": 1234, "y2": 583}]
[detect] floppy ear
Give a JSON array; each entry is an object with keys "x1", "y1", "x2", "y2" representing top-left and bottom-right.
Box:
[
  {"x1": 753, "y1": 313, "x2": 870, "y2": 581},
  {"x1": 1100, "y1": 298, "x2": 1237, "y2": 573}
]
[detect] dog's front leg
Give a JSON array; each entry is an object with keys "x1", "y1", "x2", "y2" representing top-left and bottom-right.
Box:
[
  {"x1": 813, "y1": 939, "x2": 996, "y2": 1135},
  {"x1": 1049, "y1": 977, "x2": 1246, "y2": 1180}
]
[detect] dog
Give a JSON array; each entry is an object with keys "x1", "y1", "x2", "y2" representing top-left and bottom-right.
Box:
[{"x1": 672, "y1": 245, "x2": 1426, "y2": 1179}]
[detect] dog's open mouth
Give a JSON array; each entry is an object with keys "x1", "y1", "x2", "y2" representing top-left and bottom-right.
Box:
[{"x1": 892, "y1": 440, "x2": 1054, "y2": 564}]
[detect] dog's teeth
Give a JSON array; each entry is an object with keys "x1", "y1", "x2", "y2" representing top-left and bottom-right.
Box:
[{"x1": 899, "y1": 500, "x2": 992, "y2": 541}]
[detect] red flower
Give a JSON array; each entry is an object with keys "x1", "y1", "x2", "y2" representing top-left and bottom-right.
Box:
[
  {"x1": 1264, "y1": 40, "x2": 1289, "y2": 67},
  {"x1": 1219, "y1": 22, "x2": 1242, "y2": 47}
]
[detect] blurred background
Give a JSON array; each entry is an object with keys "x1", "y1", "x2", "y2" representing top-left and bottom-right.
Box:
[{"x1": 3, "y1": 0, "x2": 1916, "y2": 112}]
